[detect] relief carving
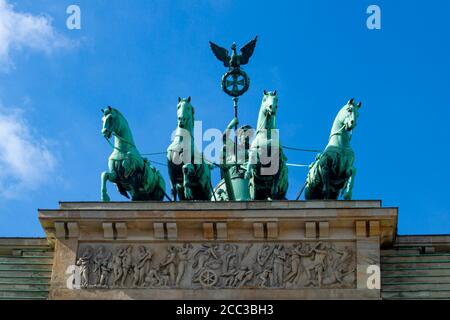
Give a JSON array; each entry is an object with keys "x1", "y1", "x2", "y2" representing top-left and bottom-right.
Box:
[{"x1": 76, "y1": 242, "x2": 356, "y2": 289}]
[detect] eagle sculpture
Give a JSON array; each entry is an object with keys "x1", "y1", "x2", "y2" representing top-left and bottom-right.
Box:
[{"x1": 209, "y1": 36, "x2": 258, "y2": 69}]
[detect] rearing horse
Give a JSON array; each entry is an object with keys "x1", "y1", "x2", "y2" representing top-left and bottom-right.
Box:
[
  {"x1": 100, "y1": 106, "x2": 166, "y2": 201},
  {"x1": 245, "y1": 91, "x2": 288, "y2": 200},
  {"x1": 304, "y1": 98, "x2": 361, "y2": 200},
  {"x1": 167, "y1": 97, "x2": 212, "y2": 200}
]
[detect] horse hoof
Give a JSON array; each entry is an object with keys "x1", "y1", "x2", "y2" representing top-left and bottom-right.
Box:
[
  {"x1": 101, "y1": 194, "x2": 111, "y2": 202},
  {"x1": 343, "y1": 193, "x2": 352, "y2": 200},
  {"x1": 184, "y1": 189, "x2": 193, "y2": 200}
]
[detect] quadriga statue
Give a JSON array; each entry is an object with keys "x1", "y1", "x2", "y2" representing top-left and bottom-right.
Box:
[
  {"x1": 304, "y1": 99, "x2": 361, "y2": 200},
  {"x1": 100, "y1": 106, "x2": 166, "y2": 201},
  {"x1": 245, "y1": 90, "x2": 288, "y2": 200},
  {"x1": 167, "y1": 97, "x2": 213, "y2": 200}
]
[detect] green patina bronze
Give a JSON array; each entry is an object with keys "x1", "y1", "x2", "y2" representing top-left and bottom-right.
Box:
[
  {"x1": 98, "y1": 38, "x2": 362, "y2": 203},
  {"x1": 209, "y1": 37, "x2": 257, "y2": 98},
  {"x1": 212, "y1": 117, "x2": 253, "y2": 201},
  {"x1": 304, "y1": 99, "x2": 361, "y2": 200},
  {"x1": 245, "y1": 91, "x2": 289, "y2": 200},
  {"x1": 167, "y1": 97, "x2": 213, "y2": 201},
  {"x1": 100, "y1": 106, "x2": 166, "y2": 201},
  {"x1": 210, "y1": 37, "x2": 259, "y2": 201}
]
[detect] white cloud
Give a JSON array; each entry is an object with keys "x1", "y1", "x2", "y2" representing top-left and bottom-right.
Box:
[
  {"x1": 0, "y1": 0, "x2": 71, "y2": 70},
  {"x1": 0, "y1": 105, "x2": 57, "y2": 198}
]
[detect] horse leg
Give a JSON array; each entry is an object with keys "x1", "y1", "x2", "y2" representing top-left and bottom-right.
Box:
[
  {"x1": 248, "y1": 176, "x2": 256, "y2": 200},
  {"x1": 167, "y1": 162, "x2": 178, "y2": 201},
  {"x1": 270, "y1": 183, "x2": 277, "y2": 200},
  {"x1": 304, "y1": 184, "x2": 312, "y2": 200},
  {"x1": 244, "y1": 163, "x2": 254, "y2": 180},
  {"x1": 101, "y1": 171, "x2": 115, "y2": 202},
  {"x1": 342, "y1": 166, "x2": 356, "y2": 200},
  {"x1": 182, "y1": 164, "x2": 194, "y2": 200},
  {"x1": 204, "y1": 164, "x2": 213, "y2": 200},
  {"x1": 183, "y1": 184, "x2": 193, "y2": 200},
  {"x1": 320, "y1": 165, "x2": 331, "y2": 200},
  {"x1": 272, "y1": 165, "x2": 288, "y2": 200},
  {"x1": 273, "y1": 152, "x2": 288, "y2": 200},
  {"x1": 156, "y1": 172, "x2": 166, "y2": 201},
  {"x1": 171, "y1": 183, "x2": 177, "y2": 201}
]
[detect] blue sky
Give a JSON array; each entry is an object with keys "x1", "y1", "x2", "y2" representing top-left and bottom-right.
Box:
[{"x1": 0, "y1": 0, "x2": 449, "y2": 236}]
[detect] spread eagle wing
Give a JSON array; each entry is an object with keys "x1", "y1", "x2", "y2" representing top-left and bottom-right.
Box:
[
  {"x1": 239, "y1": 36, "x2": 258, "y2": 65},
  {"x1": 209, "y1": 41, "x2": 230, "y2": 67}
]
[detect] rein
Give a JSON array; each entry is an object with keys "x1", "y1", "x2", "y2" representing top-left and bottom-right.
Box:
[
  {"x1": 103, "y1": 132, "x2": 136, "y2": 154},
  {"x1": 328, "y1": 125, "x2": 352, "y2": 141}
]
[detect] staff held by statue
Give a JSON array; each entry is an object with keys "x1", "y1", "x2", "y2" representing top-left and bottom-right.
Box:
[{"x1": 209, "y1": 36, "x2": 257, "y2": 200}]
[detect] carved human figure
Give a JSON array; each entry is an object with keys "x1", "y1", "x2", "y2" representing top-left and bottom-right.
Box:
[
  {"x1": 300, "y1": 242, "x2": 328, "y2": 287},
  {"x1": 160, "y1": 246, "x2": 177, "y2": 286},
  {"x1": 216, "y1": 117, "x2": 254, "y2": 202},
  {"x1": 272, "y1": 245, "x2": 286, "y2": 287},
  {"x1": 256, "y1": 244, "x2": 273, "y2": 273},
  {"x1": 222, "y1": 267, "x2": 238, "y2": 287},
  {"x1": 239, "y1": 244, "x2": 253, "y2": 265},
  {"x1": 93, "y1": 246, "x2": 112, "y2": 287},
  {"x1": 257, "y1": 267, "x2": 273, "y2": 288},
  {"x1": 326, "y1": 246, "x2": 355, "y2": 285},
  {"x1": 176, "y1": 243, "x2": 192, "y2": 286},
  {"x1": 192, "y1": 244, "x2": 220, "y2": 278},
  {"x1": 112, "y1": 248, "x2": 124, "y2": 287},
  {"x1": 133, "y1": 246, "x2": 153, "y2": 287},
  {"x1": 223, "y1": 244, "x2": 238, "y2": 273},
  {"x1": 232, "y1": 266, "x2": 254, "y2": 288},
  {"x1": 285, "y1": 244, "x2": 303, "y2": 284},
  {"x1": 144, "y1": 268, "x2": 161, "y2": 287},
  {"x1": 312, "y1": 243, "x2": 328, "y2": 288},
  {"x1": 158, "y1": 268, "x2": 170, "y2": 287},
  {"x1": 120, "y1": 246, "x2": 133, "y2": 287},
  {"x1": 223, "y1": 120, "x2": 254, "y2": 174},
  {"x1": 77, "y1": 246, "x2": 93, "y2": 288}
]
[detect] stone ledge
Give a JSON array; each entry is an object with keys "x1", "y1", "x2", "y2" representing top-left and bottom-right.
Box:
[
  {"x1": 39, "y1": 202, "x2": 397, "y2": 246},
  {"x1": 56, "y1": 200, "x2": 383, "y2": 210},
  {"x1": 48, "y1": 288, "x2": 380, "y2": 300}
]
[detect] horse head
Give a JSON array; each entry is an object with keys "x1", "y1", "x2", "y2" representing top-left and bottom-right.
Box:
[
  {"x1": 337, "y1": 98, "x2": 361, "y2": 132},
  {"x1": 257, "y1": 90, "x2": 278, "y2": 131},
  {"x1": 101, "y1": 106, "x2": 121, "y2": 139},
  {"x1": 262, "y1": 90, "x2": 278, "y2": 117},
  {"x1": 177, "y1": 96, "x2": 195, "y2": 132}
]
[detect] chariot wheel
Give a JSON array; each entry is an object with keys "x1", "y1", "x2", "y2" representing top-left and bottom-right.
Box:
[
  {"x1": 199, "y1": 269, "x2": 218, "y2": 287},
  {"x1": 221, "y1": 69, "x2": 250, "y2": 97}
]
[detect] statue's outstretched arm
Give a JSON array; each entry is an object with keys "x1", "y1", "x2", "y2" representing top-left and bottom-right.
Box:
[
  {"x1": 226, "y1": 117, "x2": 239, "y2": 131},
  {"x1": 221, "y1": 117, "x2": 238, "y2": 164},
  {"x1": 222, "y1": 117, "x2": 238, "y2": 145}
]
